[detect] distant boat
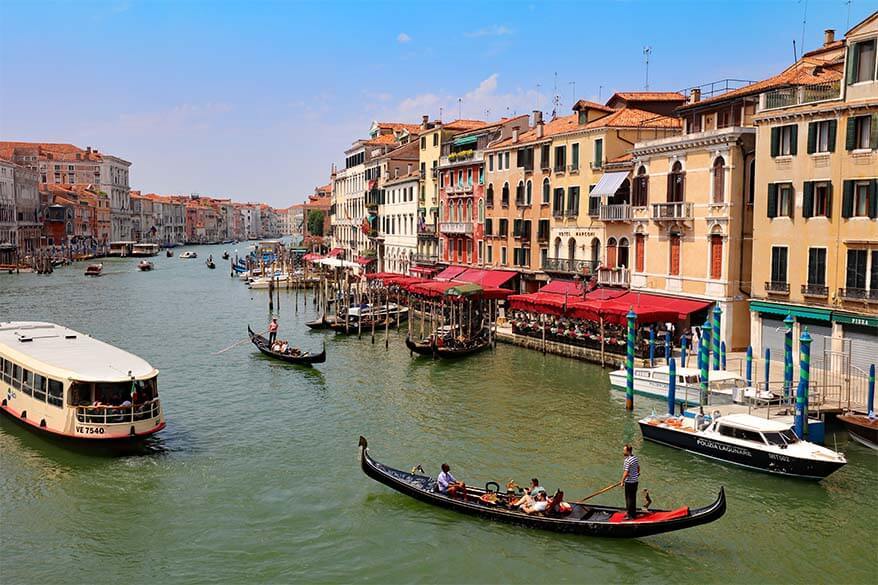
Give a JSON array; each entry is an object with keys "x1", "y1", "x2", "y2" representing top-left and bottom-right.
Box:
[
  {"x1": 84, "y1": 263, "x2": 103, "y2": 277},
  {"x1": 137, "y1": 261, "x2": 154, "y2": 271},
  {"x1": 179, "y1": 251, "x2": 197, "y2": 259},
  {"x1": 247, "y1": 326, "x2": 326, "y2": 365},
  {"x1": 166, "y1": 250, "x2": 173, "y2": 257},
  {"x1": 837, "y1": 413, "x2": 878, "y2": 450},
  {"x1": 222, "y1": 251, "x2": 229, "y2": 260},
  {"x1": 206, "y1": 260, "x2": 216, "y2": 269}
]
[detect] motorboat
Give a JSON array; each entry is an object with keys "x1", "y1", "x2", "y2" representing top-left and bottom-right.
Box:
[
  {"x1": 247, "y1": 272, "x2": 290, "y2": 289},
  {"x1": 609, "y1": 365, "x2": 776, "y2": 406},
  {"x1": 179, "y1": 251, "x2": 197, "y2": 259},
  {"x1": 137, "y1": 261, "x2": 154, "y2": 271},
  {"x1": 639, "y1": 411, "x2": 846, "y2": 480},
  {"x1": 837, "y1": 413, "x2": 877, "y2": 450},
  {"x1": 84, "y1": 263, "x2": 103, "y2": 277},
  {"x1": 166, "y1": 250, "x2": 173, "y2": 258}
]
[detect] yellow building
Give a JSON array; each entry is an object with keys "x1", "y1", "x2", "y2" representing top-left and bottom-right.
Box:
[{"x1": 749, "y1": 14, "x2": 878, "y2": 372}]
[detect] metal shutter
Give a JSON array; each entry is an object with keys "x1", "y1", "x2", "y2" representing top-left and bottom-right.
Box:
[
  {"x1": 845, "y1": 325, "x2": 878, "y2": 374},
  {"x1": 798, "y1": 319, "x2": 833, "y2": 365},
  {"x1": 761, "y1": 316, "x2": 787, "y2": 361}
]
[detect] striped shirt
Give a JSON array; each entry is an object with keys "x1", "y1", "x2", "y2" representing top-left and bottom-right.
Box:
[{"x1": 623, "y1": 455, "x2": 640, "y2": 483}]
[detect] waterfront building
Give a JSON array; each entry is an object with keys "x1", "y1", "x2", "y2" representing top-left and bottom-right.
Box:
[
  {"x1": 13, "y1": 164, "x2": 40, "y2": 256},
  {"x1": 748, "y1": 16, "x2": 878, "y2": 370},
  {"x1": 378, "y1": 168, "x2": 419, "y2": 274},
  {"x1": 0, "y1": 159, "x2": 15, "y2": 264},
  {"x1": 38, "y1": 184, "x2": 109, "y2": 252}
]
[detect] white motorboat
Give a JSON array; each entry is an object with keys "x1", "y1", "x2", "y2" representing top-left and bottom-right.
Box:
[
  {"x1": 639, "y1": 411, "x2": 846, "y2": 480},
  {"x1": 179, "y1": 251, "x2": 198, "y2": 259},
  {"x1": 608, "y1": 365, "x2": 775, "y2": 406},
  {"x1": 247, "y1": 273, "x2": 291, "y2": 289}
]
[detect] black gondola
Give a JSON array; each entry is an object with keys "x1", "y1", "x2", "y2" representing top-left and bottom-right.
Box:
[
  {"x1": 222, "y1": 252, "x2": 229, "y2": 260},
  {"x1": 206, "y1": 260, "x2": 216, "y2": 269},
  {"x1": 305, "y1": 314, "x2": 336, "y2": 330},
  {"x1": 247, "y1": 326, "x2": 326, "y2": 365},
  {"x1": 405, "y1": 335, "x2": 491, "y2": 358},
  {"x1": 166, "y1": 250, "x2": 173, "y2": 257},
  {"x1": 358, "y1": 437, "x2": 726, "y2": 538}
]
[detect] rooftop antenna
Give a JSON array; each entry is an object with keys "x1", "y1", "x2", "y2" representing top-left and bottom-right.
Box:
[
  {"x1": 439, "y1": 106, "x2": 443, "y2": 122},
  {"x1": 800, "y1": 0, "x2": 808, "y2": 57},
  {"x1": 551, "y1": 72, "x2": 560, "y2": 118},
  {"x1": 536, "y1": 83, "x2": 542, "y2": 111},
  {"x1": 457, "y1": 98, "x2": 462, "y2": 120},
  {"x1": 599, "y1": 85, "x2": 603, "y2": 101},
  {"x1": 793, "y1": 39, "x2": 798, "y2": 62},
  {"x1": 643, "y1": 46, "x2": 652, "y2": 90},
  {"x1": 846, "y1": 0, "x2": 852, "y2": 29}
]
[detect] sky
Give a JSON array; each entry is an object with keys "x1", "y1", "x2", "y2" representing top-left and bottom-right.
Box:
[{"x1": 0, "y1": 0, "x2": 873, "y2": 207}]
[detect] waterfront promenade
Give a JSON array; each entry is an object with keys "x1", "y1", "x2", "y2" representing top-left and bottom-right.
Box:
[{"x1": 0, "y1": 245, "x2": 875, "y2": 584}]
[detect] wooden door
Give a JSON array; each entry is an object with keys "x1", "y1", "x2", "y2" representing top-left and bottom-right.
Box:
[{"x1": 710, "y1": 235, "x2": 722, "y2": 279}]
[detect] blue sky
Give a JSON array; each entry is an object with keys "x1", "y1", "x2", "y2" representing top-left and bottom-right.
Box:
[{"x1": 0, "y1": 0, "x2": 872, "y2": 206}]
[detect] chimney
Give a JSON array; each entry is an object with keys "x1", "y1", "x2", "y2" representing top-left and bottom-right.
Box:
[
  {"x1": 512, "y1": 126, "x2": 519, "y2": 143},
  {"x1": 421, "y1": 114, "x2": 429, "y2": 129},
  {"x1": 86, "y1": 146, "x2": 92, "y2": 154},
  {"x1": 532, "y1": 110, "x2": 543, "y2": 126},
  {"x1": 689, "y1": 88, "x2": 701, "y2": 104},
  {"x1": 824, "y1": 29, "x2": 835, "y2": 46}
]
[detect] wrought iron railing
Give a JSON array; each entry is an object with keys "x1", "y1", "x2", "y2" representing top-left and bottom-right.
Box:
[
  {"x1": 761, "y1": 80, "x2": 841, "y2": 111},
  {"x1": 413, "y1": 253, "x2": 439, "y2": 264},
  {"x1": 765, "y1": 281, "x2": 790, "y2": 294},
  {"x1": 542, "y1": 257, "x2": 600, "y2": 274},
  {"x1": 801, "y1": 283, "x2": 829, "y2": 297},
  {"x1": 839, "y1": 287, "x2": 878, "y2": 302}
]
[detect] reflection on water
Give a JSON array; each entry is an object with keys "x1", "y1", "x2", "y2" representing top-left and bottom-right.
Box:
[{"x1": 1, "y1": 244, "x2": 876, "y2": 585}]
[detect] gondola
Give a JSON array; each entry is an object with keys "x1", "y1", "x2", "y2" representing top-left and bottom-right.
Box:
[
  {"x1": 358, "y1": 437, "x2": 726, "y2": 538},
  {"x1": 222, "y1": 251, "x2": 230, "y2": 260},
  {"x1": 305, "y1": 314, "x2": 336, "y2": 330},
  {"x1": 247, "y1": 326, "x2": 326, "y2": 365},
  {"x1": 206, "y1": 260, "x2": 216, "y2": 269},
  {"x1": 166, "y1": 250, "x2": 173, "y2": 257},
  {"x1": 405, "y1": 335, "x2": 492, "y2": 358}
]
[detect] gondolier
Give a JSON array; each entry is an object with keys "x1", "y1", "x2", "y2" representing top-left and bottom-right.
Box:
[
  {"x1": 268, "y1": 317, "x2": 279, "y2": 344},
  {"x1": 621, "y1": 444, "x2": 640, "y2": 520}
]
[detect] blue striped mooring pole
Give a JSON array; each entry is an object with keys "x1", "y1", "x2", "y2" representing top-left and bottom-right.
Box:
[
  {"x1": 665, "y1": 330, "x2": 672, "y2": 364},
  {"x1": 795, "y1": 328, "x2": 812, "y2": 439},
  {"x1": 720, "y1": 341, "x2": 727, "y2": 370},
  {"x1": 746, "y1": 345, "x2": 753, "y2": 386},
  {"x1": 681, "y1": 335, "x2": 688, "y2": 368},
  {"x1": 626, "y1": 309, "x2": 636, "y2": 411},
  {"x1": 700, "y1": 319, "x2": 711, "y2": 405},
  {"x1": 784, "y1": 314, "x2": 794, "y2": 401},
  {"x1": 712, "y1": 305, "x2": 722, "y2": 370},
  {"x1": 649, "y1": 325, "x2": 656, "y2": 368},
  {"x1": 764, "y1": 347, "x2": 771, "y2": 391},
  {"x1": 668, "y1": 357, "x2": 677, "y2": 416},
  {"x1": 868, "y1": 364, "x2": 875, "y2": 417}
]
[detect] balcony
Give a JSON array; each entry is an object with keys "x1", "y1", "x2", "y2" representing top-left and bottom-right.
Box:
[
  {"x1": 765, "y1": 281, "x2": 790, "y2": 295},
  {"x1": 542, "y1": 257, "x2": 600, "y2": 275},
  {"x1": 567, "y1": 164, "x2": 579, "y2": 173},
  {"x1": 599, "y1": 204, "x2": 632, "y2": 222},
  {"x1": 597, "y1": 267, "x2": 629, "y2": 288},
  {"x1": 801, "y1": 283, "x2": 829, "y2": 298},
  {"x1": 839, "y1": 288, "x2": 878, "y2": 302},
  {"x1": 564, "y1": 208, "x2": 579, "y2": 218},
  {"x1": 651, "y1": 202, "x2": 693, "y2": 221},
  {"x1": 553, "y1": 165, "x2": 566, "y2": 175},
  {"x1": 760, "y1": 80, "x2": 841, "y2": 111},
  {"x1": 417, "y1": 225, "x2": 437, "y2": 240},
  {"x1": 439, "y1": 150, "x2": 484, "y2": 167},
  {"x1": 413, "y1": 253, "x2": 439, "y2": 265},
  {"x1": 446, "y1": 184, "x2": 474, "y2": 196},
  {"x1": 439, "y1": 222, "x2": 473, "y2": 235}
]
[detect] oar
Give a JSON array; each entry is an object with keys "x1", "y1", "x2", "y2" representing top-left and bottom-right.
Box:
[
  {"x1": 573, "y1": 481, "x2": 622, "y2": 504},
  {"x1": 214, "y1": 331, "x2": 267, "y2": 355}
]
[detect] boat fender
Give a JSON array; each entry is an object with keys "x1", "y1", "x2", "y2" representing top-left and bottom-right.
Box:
[
  {"x1": 40, "y1": 419, "x2": 46, "y2": 427},
  {"x1": 20, "y1": 410, "x2": 26, "y2": 419},
  {"x1": 485, "y1": 481, "x2": 500, "y2": 493},
  {"x1": 558, "y1": 502, "x2": 572, "y2": 514}
]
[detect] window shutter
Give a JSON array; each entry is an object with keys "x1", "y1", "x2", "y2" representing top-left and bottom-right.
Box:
[
  {"x1": 828, "y1": 119, "x2": 837, "y2": 152},
  {"x1": 826, "y1": 183, "x2": 833, "y2": 219},
  {"x1": 871, "y1": 114, "x2": 878, "y2": 150},
  {"x1": 802, "y1": 182, "x2": 814, "y2": 218},
  {"x1": 767, "y1": 184, "x2": 778, "y2": 218},
  {"x1": 807, "y1": 122, "x2": 817, "y2": 154},
  {"x1": 770, "y1": 127, "x2": 779, "y2": 156},
  {"x1": 842, "y1": 180, "x2": 854, "y2": 218},
  {"x1": 846, "y1": 117, "x2": 858, "y2": 150},
  {"x1": 790, "y1": 125, "x2": 798, "y2": 155},
  {"x1": 846, "y1": 43, "x2": 859, "y2": 85},
  {"x1": 870, "y1": 180, "x2": 878, "y2": 219}
]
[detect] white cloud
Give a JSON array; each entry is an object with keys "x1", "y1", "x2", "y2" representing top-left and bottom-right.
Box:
[
  {"x1": 397, "y1": 32, "x2": 412, "y2": 43},
  {"x1": 464, "y1": 24, "x2": 512, "y2": 38}
]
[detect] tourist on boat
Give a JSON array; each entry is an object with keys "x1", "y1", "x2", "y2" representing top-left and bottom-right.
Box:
[
  {"x1": 437, "y1": 463, "x2": 466, "y2": 498},
  {"x1": 268, "y1": 317, "x2": 279, "y2": 344},
  {"x1": 695, "y1": 407, "x2": 709, "y2": 431},
  {"x1": 521, "y1": 491, "x2": 549, "y2": 515},
  {"x1": 280, "y1": 341, "x2": 289, "y2": 353},
  {"x1": 621, "y1": 444, "x2": 640, "y2": 520},
  {"x1": 527, "y1": 478, "x2": 545, "y2": 497}
]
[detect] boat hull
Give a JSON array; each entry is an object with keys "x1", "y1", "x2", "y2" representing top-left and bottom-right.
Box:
[
  {"x1": 639, "y1": 421, "x2": 845, "y2": 480},
  {"x1": 405, "y1": 335, "x2": 491, "y2": 358},
  {"x1": 837, "y1": 415, "x2": 878, "y2": 450},
  {"x1": 247, "y1": 326, "x2": 326, "y2": 365}
]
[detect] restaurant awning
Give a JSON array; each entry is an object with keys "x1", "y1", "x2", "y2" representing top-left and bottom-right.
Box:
[
  {"x1": 356, "y1": 256, "x2": 376, "y2": 266},
  {"x1": 410, "y1": 265, "x2": 441, "y2": 275},
  {"x1": 302, "y1": 253, "x2": 323, "y2": 261},
  {"x1": 435, "y1": 265, "x2": 468, "y2": 281},
  {"x1": 539, "y1": 279, "x2": 583, "y2": 296},
  {"x1": 456, "y1": 268, "x2": 517, "y2": 288},
  {"x1": 327, "y1": 247, "x2": 344, "y2": 257},
  {"x1": 589, "y1": 171, "x2": 629, "y2": 198}
]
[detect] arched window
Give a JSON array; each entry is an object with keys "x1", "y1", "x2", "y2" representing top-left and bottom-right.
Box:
[
  {"x1": 486, "y1": 183, "x2": 494, "y2": 207},
  {"x1": 633, "y1": 165, "x2": 648, "y2": 206},
  {"x1": 502, "y1": 182, "x2": 510, "y2": 207},
  {"x1": 607, "y1": 237, "x2": 618, "y2": 267},
  {"x1": 478, "y1": 198, "x2": 485, "y2": 223},
  {"x1": 667, "y1": 161, "x2": 685, "y2": 203},
  {"x1": 526, "y1": 180, "x2": 533, "y2": 205},
  {"x1": 466, "y1": 200, "x2": 472, "y2": 222},
  {"x1": 712, "y1": 157, "x2": 725, "y2": 203},
  {"x1": 590, "y1": 238, "x2": 601, "y2": 267},
  {"x1": 457, "y1": 201, "x2": 463, "y2": 222},
  {"x1": 542, "y1": 178, "x2": 550, "y2": 205},
  {"x1": 618, "y1": 237, "x2": 630, "y2": 269},
  {"x1": 515, "y1": 181, "x2": 524, "y2": 206},
  {"x1": 554, "y1": 237, "x2": 562, "y2": 259},
  {"x1": 567, "y1": 237, "x2": 576, "y2": 261}
]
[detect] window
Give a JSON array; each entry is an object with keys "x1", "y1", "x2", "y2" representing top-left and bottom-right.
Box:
[
  {"x1": 807, "y1": 120, "x2": 837, "y2": 154},
  {"x1": 633, "y1": 166, "x2": 648, "y2": 206},
  {"x1": 501, "y1": 246, "x2": 507, "y2": 265},
  {"x1": 767, "y1": 183, "x2": 794, "y2": 218},
  {"x1": 485, "y1": 218, "x2": 493, "y2": 235},
  {"x1": 486, "y1": 184, "x2": 494, "y2": 207},
  {"x1": 487, "y1": 245, "x2": 493, "y2": 263},
  {"x1": 566, "y1": 187, "x2": 580, "y2": 216},
  {"x1": 48, "y1": 379, "x2": 63, "y2": 407},
  {"x1": 515, "y1": 181, "x2": 525, "y2": 206},
  {"x1": 807, "y1": 248, "x2": 827, "y2": 286},
  {"x1": 504, "y1": 152, "x2": 510, "y2": 169},
  {"x1": 593, "y1": 139, "x2": 603, "y2": 169},
  {"x1": 846, "y1": 249, "x2": 868, "y2": 290},
  {"x1": 771, "y1": 247, "x2": 788, "y2": 284},
  {"x1": 11, "y1": 363, "x2": 21, "y2": 390},
  {"x1": 501, "y1": 183, "x2": 510, "y2": 207},
  {"x1": 587, "y1": 184, "x2": 600, "y2": 216},
  {"x1": 526, "y1": 180, "x2": 532, "y2": 205},
  {"x1": 489, "y1": 154, "x2": 494, "y2": 171},
  {"x1": 618, "y1": 237, "x2": 630, "y2": 269},
  {"x1": 421, "y1": 137, "x2": 426, "y2": 149},
  {"x1": 846, "y1": 114, "x2": 877, "y2": 150},
  {"x1": 771, "y1": 125, "x2": 798, "y2": 156},
  {"x1": 842, "y1": 179, "x2": 877, "y2": 218},
  {"x1": 803, "y1": 181, "x2": 832, "y2": 218},
  {"x1": 635, "y1": 233, "x2": 645, "y2": 272},
  {"x1": 433, "y1": 134, "x2": 438, "y2": 147},
  {"x1": 667, "y1": 161, "x2": 685, "y2": 202},
  {"x1": 499, "y1": 218, "x2": 508, "y2": 236},
  {"x1": 710, "y1": 235, "x2": 723, "y2": 279},
  {"x1": 712, "y1": 157, "x2": 725, "y2": 203},
  {"x1": 479, "y1": 167, "x2": 484, "y2": 185},
  {"x1": 478, "y1": 199, "x2": 485, "y2": 223},
  {"x1": 848, "y1": 39, "x2": 877, "y2": 84},
  {"x1": 467, "y1": 168, "x2": 473, "y2": 186},
  {"x1": 538, "y1": 219, "x2": 550, "y2": 240},
  {"x1": 669, "y1": 234, "x2": 681, "y2": 276},
  {"x1": 554, "y1": 146, "x2": 566, "y2": 171},
  {"x1": 542, "y1": 178, "x2": 550, "y2": 205},
  {"x1": 553, "y1": 188, "x2": 564, "y2": 216},
  {"x1": 540, "y1": 144, "x2": 551, "y2": 169},
  {"x1": 571, "y1": 143, "x2": 580, "y2": 170},
  {"x1": 686, "y1": 114, "x2": 702, "y2": 134}
]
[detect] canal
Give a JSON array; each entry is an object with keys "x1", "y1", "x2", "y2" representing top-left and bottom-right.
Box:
[{"x1": 1, "y1": 245, "x2": 875, "y2": 584}]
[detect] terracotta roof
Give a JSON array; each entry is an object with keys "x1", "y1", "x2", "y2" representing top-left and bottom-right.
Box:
[
  {"x1": 488, "y1": 114, "x2": 579, "y2": 149},
  {"x1": 444, "y1": 119, "x2": 489, "y2": 131},
  {"x1": 364, "y1": 133, "x2": 400, "y2": 146},
  {"x1": 376, "y1": 122, "x2": 421, "y2": 133},
  {"x1": 608, "y1": 153, "x2": 634, "y2": 163},
  {"x1": 608, "y1": 92, "x2": 686, "y2": 103},
  {"x1": 0, "y1": 141, "x2": 103, "y2": 161},
  {"x1": 586, "y1": 107, "x2": 681, "y2": 129},
  {"x1": 573, "y1": 100, "x2": 614, "y2": 113}
]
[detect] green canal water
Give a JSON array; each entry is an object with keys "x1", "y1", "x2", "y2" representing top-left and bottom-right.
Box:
[{"x1": 0, "y1": 245, "x2": 875, "y2": 584}]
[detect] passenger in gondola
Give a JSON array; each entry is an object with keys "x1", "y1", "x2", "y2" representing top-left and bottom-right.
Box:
[
  {"x1": 437, "y1": 463, "x2": 466, "y2": 499},
  {"x1": 521, "y1": 491, "x2": 549, "y2": 515}
]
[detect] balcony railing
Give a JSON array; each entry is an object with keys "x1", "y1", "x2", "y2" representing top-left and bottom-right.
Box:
[
  {"x1": 75, "y1": 399, "x2": 161, "y2": 425},
  {"x1": 440, "y1": 150, "x2": 484, "y2": 167},
  {"x1": 439, "y1": 222, "x2": 473, "y2": 234},
  {"x1": 651, "y1": 202, "x2": 693, "y2": 221},
  {"x1": 761, "y1": 80, "x2": 841, "y2": 111},
  {"x1": 801, "y1": 283, "x2": 829, "y2": 298},
  {"x1": 417, "y1": 225, "x2": 437, "y2": 238},
  {"x1": 765, "y1": 281, "x2": 790, "y2": 294},
  {"x1": 446, "y1": 184, "x2": 474, "y2": 195},
  {"x1": 542, "y1": 257, "x2": 600, "y2": 275},
  {"x1": 598, "y1": 267, "x2": 630, "y2": 287},
  {"x1": 413, "y1": 253, "x2": 439, "y2": 264},
  {"x1": 599, "y1": 204, "x2": 632, "y2": 222},
  {"x1": 839, "y1": 288, "x2": 878, "y2": 302},
  {"x1": 565, "y1": 208, "x2": 579, "y2": 218}
]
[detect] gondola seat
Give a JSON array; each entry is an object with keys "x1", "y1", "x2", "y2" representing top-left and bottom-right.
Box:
[{"x1": 608, "y1": 506, "x2": 689, "y2": 523}]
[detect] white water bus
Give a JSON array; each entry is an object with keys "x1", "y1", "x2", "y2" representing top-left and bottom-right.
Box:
[
  {"x1": 608, "y1": 364, "x2": 776, "y2": 406},
  {"x1": 0, "y1": 322, "x2": 165, "y2": 444}
]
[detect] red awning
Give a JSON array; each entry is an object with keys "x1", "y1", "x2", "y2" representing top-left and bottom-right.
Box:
[
  {"x1": 456, "y1": 268, "x2": 517, "y2": 288},
  {"x1": 327, "y1": 247, "x2": 344, "y2": 257},
  {"x1": 410, "y1": 266, "x2": 441, "y2": 275},
  {"x1": 435, "y1": 265, "x2": 468, "y2": 281},
  {"x1": 539, "y1": 279, "x2": 582, "y2": 296},
  {"x1": 356, "y1": 256, "x2": 377, "y2": 266},
  {"x1": 302, "y1": 253, "x2": 323, "y2": 261},
  {"x1": 365, "y1": 271, "x2": 402, "y2": 280}
]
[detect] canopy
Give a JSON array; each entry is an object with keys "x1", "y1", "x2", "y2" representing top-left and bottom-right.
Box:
[
  {"x1": 452, "y1": 135, "x2": 478, "y2": 147},
  {"x1": 316, "y1": 257, "x2": 360, "y2": 269},
  {"x1": 539, "y1": 279, "x2": 583, "y2": 296},
  {"x1": 302, "y1": 253, "x2": 323, "y2": 262},
  {"x1": 356, "y1": 256, "x2": 376, "y2": 266},
  {"x1": 326, "y1": 248, "x2": 344, "y2": 257},
  {"x1": 456, "y1": 268, "x2": 517, "y2": 288},
  {"x1": 410, "y1": 266, "x2": 441, "y2": 276},
  {"x1": 435, "y1": 265, "x2": 468, "y2": 281},
  {"x1": 407, "y1": 280, "x2": 512, "y2": 300},
  {"x1": 589, "y1": 171, "x2": 629, "y2": 198}
]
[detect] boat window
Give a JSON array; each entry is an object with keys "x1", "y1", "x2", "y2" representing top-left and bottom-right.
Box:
[
  {"x1": 780, "y1": 429, "x2": 799, "y2": 444},
  {"x1": 678, "y1": 375, "x2": 686, "y2": 383},
  {"x1": 0, "y1": 358, "x2": 6, "y2": 384},
  {"x1": 653, "y1": 373, "x2": 669, "y2": 383},
  {"x1": 11, "y1": 363, "x2": 21, "y2": 390},
  {"x1": 32, "y1": 375, "x2": 47, "y2": 401},
  {"x1": 686, "y1": 375, "x2": 699, "y2": 384},
  {"x1": 763, "y1": 432, "x2": 787, "y2": 446},
  {"x1": 733, "y1": 428, "x2": 765, "y2": 443},
  {"x1": 21, "y1": 369, "x2": 32, "y2": 394},
  {"x1": 47, "y1": 379, "x2": 63, "y2": 408},
  {"x1": 29, "y1": 374, "x2": 43, "y2": 398},
  {"x1": 717, "y1": 424, "x2": 735, "y2": 438}
]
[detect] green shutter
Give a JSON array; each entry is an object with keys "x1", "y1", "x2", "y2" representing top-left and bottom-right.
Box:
[
  {"x1": 842, "y1": 180, "x2": 854, "y2": 218},
  {"x1": 871, "y1": 114, "x2": 878, "y2": 150},
  {"x1": 807, "y1": 122, "x2": 817, "y2": 154},
  {"x1": 790, "y1": 125, "x2": 798, "y2": 155},
  {"x1": 870, "y1": 180, "x2": 878, "y2": 219},
  {"x1": 802, "y1": 182, "x2": 814, "y2": 218},
  {"x1": 770, "y1": 127, "x2": 779, "y2": 157},
  {"x1": 845, "y1": 117, "x2": 858, "y2": 151},
  {"x1": 767, "y1": 184, "x2": 778, "y2": 218},
  {"x1": 828, "y1": 119, "x2": 837, "y2": 152},
  {"x1": 846, "y1": 43, "x2": 859, "y2": 85},
  {"x1": 826, "y1": 183, "x2": 833, "y2": 219}
]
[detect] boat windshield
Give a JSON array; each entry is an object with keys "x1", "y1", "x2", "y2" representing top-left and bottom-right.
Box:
[
  {"x1": 70, "y1": 377, "x2": 158, "y2": 407},
  {"x1": 763, "y1": 430, "x2": 800, "y2": 446}
]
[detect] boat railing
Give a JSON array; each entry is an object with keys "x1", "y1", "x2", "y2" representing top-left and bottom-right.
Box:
[{"x1": 75, "y1": 399, "x2": 161, "y2": 425}]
